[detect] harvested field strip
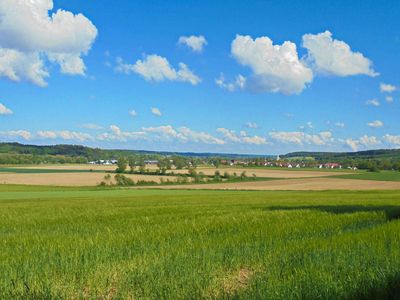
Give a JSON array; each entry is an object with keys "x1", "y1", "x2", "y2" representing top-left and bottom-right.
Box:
[
  {"x1": 135, "y1": 177, "x2": 400, "y2": 190},
  {"x1": 171, "y1": 167, "x2": 350, "y2": 178},
  {"x1": 0, "y1": 173, "x2": 178, "y2": 186}
]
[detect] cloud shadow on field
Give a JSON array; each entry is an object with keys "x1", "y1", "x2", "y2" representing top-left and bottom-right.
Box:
[{"x1": 266, "y1": 205, "x2": 400, "y2": 221}]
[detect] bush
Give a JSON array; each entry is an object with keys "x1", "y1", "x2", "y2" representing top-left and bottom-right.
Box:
[
  {"x1": 136, "y1": 180, "x2": 158, "y2": 186},
  {"x1": 114, "y1": 174, "x2": 135, "y2": 186},
  {"x1": 213, "y1": 170, "x2": 222, "y2": 181},
  {"x1": 188, "y1": 168, "x2": 197, "y2": 177},
  {"x1": 176, "y1": 176, "x2": 189, "y2": 184},
  {"x1": 116, "y1": 157, "x2": 128, "y2": 173},
  {"x1": 194, "y1": 175, "x2": 204, "y2": 183},
  {"x1": 223, "y1": 171, "x2": 231, "y2": 179},
  {"x1": 103, "y1": 174, "x2": 112, "y2": 185}
]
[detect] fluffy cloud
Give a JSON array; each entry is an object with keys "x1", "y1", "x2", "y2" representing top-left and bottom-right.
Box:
[
  {"x1": 59, "y1": 131, "x2": 92, "y2": 141},
  {"x1": 143, "y1": 125, "x2": 181, "y2": 140},
  {"x1": 116, "y1": 54, "x2": 200, "y2": 85},
  {"x1": 129, "y1": 110, "x2": 137, "y2": 117},
  {"x1": 215, "y1": 73, "x2": 246, "y2": 92},
  {"x1": 335, "y1": 122, "x2": 345, "y2": 128},
  {"x1": 299, "y1": 121, "x2": 314, "y2": 130},
  {"x1": 345, "y1": 135, "x2": 380, "y2": 151},
  {"x1": 36, "y1": 130, "x2": 58, "y2": 139},
  {"x1": 178, "y1": 35, "x2": 207, "y2": 53},
  {"x1": 110, "y1": 125, "x2": 121, "y2": 135},
  {"x1": 302, "y1": 31, "x2": 377, "y2": 77},
  {"x1": 382, "y1": 134, "x2": 400, "y2": 146},
  {"x1": 231, "y1": 35, "x2": 313, "y2": 95},
  {"x1": 36, "y1": 130, "x2": 93, "y2": 141},
  {"x1": 269, "y1": 131, "x2": 333, "y2": 146},
  {"x1": 0, "y1": 0, "x2": 97, "y2": 86},
  {"x1": 151, "y1": 107, "x2": 162, "y2": 117},
  {"x1": 366, "y1": 98, "x2": 380, "y2": 106},
  {"x1": 179, "y1": 127, "x2": 225, "y2": 144},
  {"x1": 245, "y1": 122, "x2": 258, "y2": 129},
  {"x1": 367, "y1": 120, "x2": 384, "y2": 128},
  {"x1": 0, "y1": 103, "x2": 12, "y2": 115},
  {"x1": 217, "y1": 128, "x2": 268, "y2": 145},
  {"x1": 380, "y1": 83, "x2": 397, "y2": 93},
  {"x1": 0, "y1": 130, "x2": 31, "y2": 140},
  {"x1": 143, "y1": 125, "x2": 225, "y2": 144},
  {"x1": 386, "y1": 96, "x2": 394, "y2": 103},
  {"x1": 98, "y1": 125, "x2": 147, "y2": 142}
]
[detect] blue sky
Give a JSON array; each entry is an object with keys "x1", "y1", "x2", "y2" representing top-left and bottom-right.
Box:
[{"x1": 0, "y1": 0, "x2": 400, "y2": 154}]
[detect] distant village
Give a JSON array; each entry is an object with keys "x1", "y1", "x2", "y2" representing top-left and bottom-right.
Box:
[
  {"x1": 87, "y1": 155, "x2": 356, "y2": 170},
  {"x1": 219, "y1": 155, "x2": 356, "y2": 170}
]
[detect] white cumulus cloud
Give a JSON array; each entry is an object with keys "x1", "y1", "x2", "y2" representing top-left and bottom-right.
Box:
[
  {"x1": 366, "y1": 98, "x2": 380, "y2": 106},
  {"x1": 36, "y1": 130, "x2": 93, "y2": 141},
  {"x1": 269, "y1": 131, "x2": 333, "y2": 146},
  {"x1": 382, "y1": 134, "x2": 400, "y2": 146},
  {"x1": 0, "y1": 130, "x2": 31, "y2": 140},
  {"x1": 179, "y1": 127, "x2": 225, "y2": 144},
  {"x1": 367, "y1": 120, "x2": 384, "y2": 128},
  {"x1": 345, "y1": 135, "x2": 381, "y2": 151},
  {"x1": 116, "y1": 54, "x2": 200, "y2": 85},
  {"x1": 0, "y1": 103, "x2": 12, "y2": 115},
  {"x1": 380, "y1": 83, "x2": 397, "y2": 93},
  {"x1": 245, "y1": 122, "x2": 258, "y2": 129},
  {"x1": 302, "y1": 31, "x2": 377, "y2": 77},
  {"x1": 217, "y1": 128, "x2": 268, "y2": 145},
  {"x1": 386, "y1": 96, "x2": 394, "y2": 103},
  {"x1": 143, "y1": 125, "x2": 224, "y2": 144},
  {"x1": 151, "y1": 107, "x2": 162, "y2": 117},
  {"x1": 129, "y1": 110, "x2": 137, "y2": 117},
  {"x1": 0, "y1": 0, "x2": 97, "y2": 86},
  {"x1": 36, "y1": 130, "x2": 58, "y2": 139},
  {"x1": 215, "y1": 73, "x2": 246, "y2": 92},
  {"x1": 178, "y1": 35, "x2": 207, "y2": 53},
  {"x1": 99, "y1": 125, "x2": 147, "y2": 142},
  {"x1": 231, "y1": 34, "x2": 313, "y2": 95}
]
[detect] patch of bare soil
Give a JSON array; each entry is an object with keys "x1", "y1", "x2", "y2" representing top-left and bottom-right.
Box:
[{"x1": 223, "y1": 268, "x2": 253, "y2": 295}]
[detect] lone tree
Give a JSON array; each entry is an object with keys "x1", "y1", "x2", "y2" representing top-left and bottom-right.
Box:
[
  {"x1": 128, "y1": 157, "x2": 136, "y2": 173},
  {"x1": 138, "y1": 158, "x2": 146, "y2": 174},
  {"x1": 116, "y1": 157, "x2": 128, "y2": 173},
  {"x1": 157, "y1": 158, "x2": 171, "y2": 175}
]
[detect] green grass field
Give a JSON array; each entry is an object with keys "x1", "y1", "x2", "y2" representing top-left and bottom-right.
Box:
[
  {"x1": 1, "y1": 186, "x2": 400, "y2": 299},
  {"x1": 333, "y1": 170, "x2": 400, "y2": 181}
]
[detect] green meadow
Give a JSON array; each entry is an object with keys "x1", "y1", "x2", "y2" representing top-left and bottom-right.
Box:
[{"x1": 1, "y1": 187, "x2": 400, "y2": 299}]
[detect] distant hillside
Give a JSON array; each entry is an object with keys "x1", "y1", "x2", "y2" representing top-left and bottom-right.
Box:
[
  {"x1": 0, "y1": 143, "x2": 267, "y2": 160},
  {"x1": 282, "y1": 149, "x2": 400, "y2": 161}
]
